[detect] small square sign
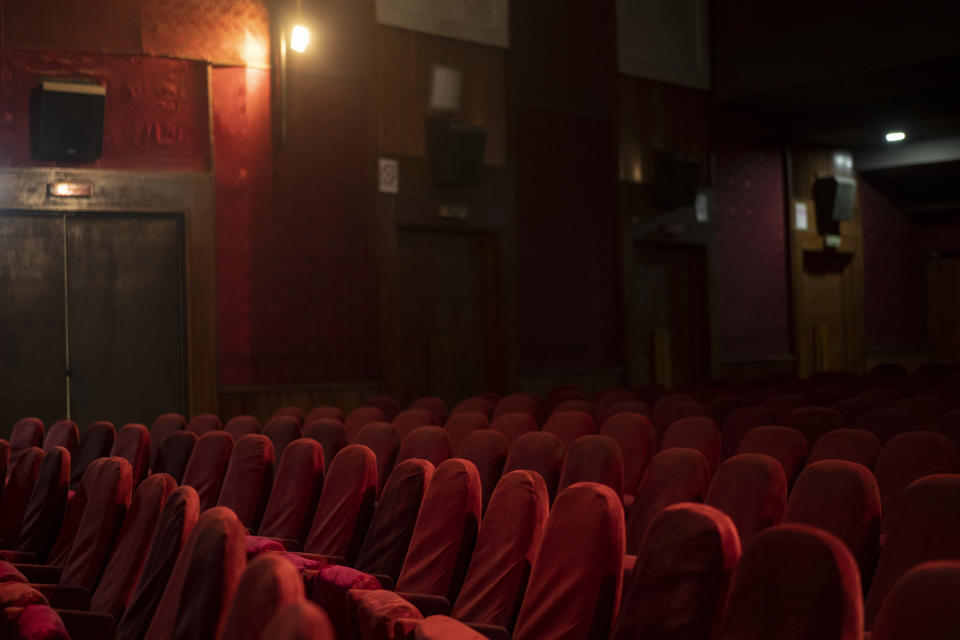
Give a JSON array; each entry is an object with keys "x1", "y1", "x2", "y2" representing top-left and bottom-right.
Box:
[
  {"x1": 378, "y1": 158, "x2": 399, "y2": 194},
  {"x1": 794, "y1": 201, "x2": 809, "y2": 230},
  {"x1": 695, "y1": 193, "x2": 709, "y2": 222}
]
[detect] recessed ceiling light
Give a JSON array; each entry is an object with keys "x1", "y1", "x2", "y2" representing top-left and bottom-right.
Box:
[
  {"x1": 885, "y1": 131, "x2": 906, "y2": 142},
  {"x1": 291, "y1": 25, "x2": 310, "y2": 53}
]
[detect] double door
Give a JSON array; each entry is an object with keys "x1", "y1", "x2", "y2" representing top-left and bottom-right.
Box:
[{"x1": 0, "y1": 211, "x2": 186, "y2": 432}]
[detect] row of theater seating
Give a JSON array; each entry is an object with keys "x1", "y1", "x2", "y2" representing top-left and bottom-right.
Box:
[{"x1": 2, "y1": 362, "x2": 960, "y2": 638}]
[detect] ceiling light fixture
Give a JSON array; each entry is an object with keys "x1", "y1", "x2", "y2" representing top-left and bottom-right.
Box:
[
  {"x1": 885, "y1": 131, "x2": 906, "y2": 143},
  {"x1": 291, "y1": 25, "x2": 310, "y2": 53}
]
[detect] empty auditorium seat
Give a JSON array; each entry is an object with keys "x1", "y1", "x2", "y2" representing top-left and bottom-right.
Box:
[
  {"x1": 224, "y1": 415, "x2": 261, "y2": 440},
  {"x1": 0, "y1": 447, "x2": 45, "y2": 548},
  {"x1": 802, "y1": 387, "x2": 843, "y2": 407},
  {"x1": 449, "y1": 397, "x2": 494, "y2": 419},
  {"x1": 147, "y1": 414, "x2": 185, "y2": 468},
  {"x1": 652, "y1": 400, "x2": 709, "y2": 438},
  {"x1": 864, "y1": 474, "x2": 960, "y2": 627},
  {"x1": 394, "y1": 409, "x2": 438, "y2": 442},
  {"x1": 263, "y1": 416, "x2": 301, "y2": 459},
  {"x1": 785, "y1": 460, "x2": 881, "y2": 585},
  {"x1": 558, "y1": 434, "x2": 624, "y2": 500},
  {"x1": 15, "y1": 446, "x2": 70, "y2": 561},
  {"x1": 302, "y1": 444, "x2": 378, "y2": 562},
  {"x1": 718, "y1": 524, "x2": 862, "y2": 640},
  {"x1": 652, "y1": 393, "x2": 695, "y2": 412},
  {"x1": 935, "y1": 409, "x2": 960, "y2": 454},
  {"x1": 782, "y1": 406, "x2": 846, "y2": 448},
  {"x1": 870, "y1": 561, "x2": 960, "y2": 640},
  {"x1": 272, "y1": 405, "x2": 305, "y2": 424},
  {"x1": 613, "y1": 503, "x2": 740, "y2": 640},
  {"x1": 808, "y1": 428, "x2": 882, "y2": 469},
  {"x1": 181, "y1": 431, "x2": 235, "y2": 511},
  {"x1": 542, "y1": 410, "x2": 596, "y2": 449},
  {"x1": 70, "y1": 421, "x2": 115, "y2": 489},
  {"x1": 503, "y1": 431, "x2": 565, "y2": 502},
  {"x1": 594, "y1": 390, "x2": 637, "y2": 421},
  {"x1": 346, "y1": 407, "x2": 387, "y2": 442},
  {"x1": 303, "y1": 419, "x2": 348, "y2": 468},
  {"x1": 306, "y1": 405, "x2": 344, "y2": 424},
  {"x1": 259, "y1": 438, "x2": 325, "y2": 543},
  {"x1": 9, "y1": 419, "x2": 45, "y2": 469},
  {"x1": 444, "y1": 412, "x2": 489, "y2": 454},
  {"x1": 625, "y1": 448, "x2": 711, "y2": 554},
  {"x1": 217, "y1": 433, "x2": 276, "y2": 531},
  {"x1": 492, "y1": 394, "x2": 542, "y2": 424},
  {"x1": 874, "y1": 431, "x2": 959, "y2": 531},
  {"x1": 720, "y1": 406, "x2": 780, "y2": 460},
  {"x1": 707, "y1": 395, "x2": 754, "y2": 427},
  {"x1": 219, "y1": 554, "x2": 304, "y2": 640},
  {"x1": 366, "y1": 396, "x2": 401, "y2": 422},
  {"x1": 600, "y1": 412, "x2": 655, "y2": 498},
  {"x1": 735, "y1": 425, "x2": 808, "y2": 486},
  {"x1": 457, "y1": 430, "x2": 508, "y2": 512},
  {"x1": 856, "y1": 408, "x2": 917, "y2": 445},
  {"x1": 354, "y1": 421, "x2": 401, "y2": 495},
  {"x1": 598, "y1": 400, "x2": 650, "y2": 426},
  {"x1": 892, "y1": 396, "x2": 946, "y2": 427},
  {"x1": 42, "y1": 421, "x2": 77, "y2": 455},
  {"x1": 186, "y1": 413, "x2": 222, "y2": 436},
  {"x1": 552, "y1": 399, "x2": 595, "y2": 417},
  {"x1": 151, "y1": 430, "x2": 197, "y2": 484},
  {"x1": 858, "y1": 386, "x2": 904, "y2": 409},
  {"x1": 397, "y1": 426, "x2": 452, "y2": 467},
  {"x1": 111, "y1": 424, "x2": 150, "y2": 487},
  {"x1": 832, "y1": 397, "x2": 879, "y2": 426},
  {"x1": 489, "y1": 412, "x2": 538, "y2": 446},
  {"x1": 762, "y1": 394, "x2": 808, "y2": 421},
  {"x1": 706, "y1": 453, "x2": 787, "y2": 545},
  {"x1": 661, "y1": 416, "x2": 722, "y2": 477},
  {"x1": 411, "y1": 397, "x2": 448, "y2": 425}
]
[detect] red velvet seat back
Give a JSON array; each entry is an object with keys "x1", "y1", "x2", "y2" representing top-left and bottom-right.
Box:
[
  {"x1": 152, "y1": 430, "x2": 198, "y2": 484},
  {"x1": 148, "y1": 413, "x2": 185, "y2": 468},
  {"x1": 0, "y1": 439, "x2": 8, "y2": 496},
  {"x1": 489, "y1": 412, "x2": 538, "y2": 447},
  {"x1": 720, "y1": 406, "x2": 780, "y2": 460},
  {"x1": 762, "y1": 394, "x2": 808, "y2": 421},
  {"x1": 718, "y1": 524, "x2": 863, "y2": 640},
  {"x1": 346, "y1": 407, "x2": 387, "y2": 443},
  {"x1": 187, "y1": 413, "x2": 222, "y2": 436},
  {"x1": 272, "y1": 405, "x2": 305, "y2": 424},
  {"x1": 653, "y1": 401, "x2": 709, "y2": 438},
  {"x1": 91, "y1": 473, "x2": 177, "y2": 619},
  {"x1": 354, "y1": 421, "x2": 400, "y2": 494},
  {"x1": 11, "y1": 605, "x2": 69, "y2": 640},
  {"x1": 626, "y1": 447, "x2": 711, "y2": 554},
  {"x1": 456, "y1": 429, "x2": 508, "y2": 512},
  {"x1": 111, "y1": 423, "x2": 151, "y2": 487},
  {"x1": 935, "y1": 410, "x2": 960, "y2": 454},
  {"x1": 707, "y1": 395, "x2": 754, "y2": 427},
  {"x1": 600, "y1": 413, "x2": 655, "y2": 496},
  {"x1": 543, "y1": 410, "x2": 596, "y2": 450},
  {"x1": 354, "y1": 459, "x2": 434, "y2": 582},
  {"x1": 503, "y1": 431, "x2": 565, "y2": 502},
  {"x1": 444, "y1": 412, "x2": 490, "y2": 455},
  {"x1": 783, "y1": 407, "x2": 847, "y2": 448},
  {"x1": 145, "y1": 506, "x2": 246, "y2": 640},
  {"x1": 451, "y1": 470, "x2": 549, "y2": 629},
  {"x1": 871, "y1": 561, "x2": 960, "y2": 640},
  {"x1": 260, "y1": 438, "x2": 325, "y2": 542},
  {"x1": 855, "y1": 408, "x2": 917, "y2": 445},
  {"x1": 832, "y1": 397, "x2": 878, "y2": 426},
  {"x1": 858, "y1": 386, "x2": 904, "y2": 408},
  {"x1": 594, "y1": 390, "x2": 636, "y2": 418},
  {"x1": 262, "y1": 601, "x2": 336, "y2": 640},
  {"x1": 705, "y1": 453, "x2": 787, "y2": 545},
  {"x1": 493, "y1": 394, "x2": 542, "y2": 424},
  {"x1": 785, "y1": 460, "x2": 881, "y2": 584},
  {"x1": 219, "y1": 554, "x2": 305, "y2": 640},
  {"x1": 808, "y1": 428, "x2": 882, "y2": 469},
  {"x1": 735, "y1": 425, "x2": 808, "y2": 486},
  {"x1": 393, "y1": 409, "x2": 436, "y2": 442},
  {"x1": 397, "y1": 426, "x2": 452, "y2": 467},
  {"x1": 512, "y1": 482, "x2": 625, "y2": 640},
  {"x1": 70, "y1": 420, "x2": 115, "y2": 488},
  {"x1": 614, "y1": 503, "x2": 740, "y2": 640},
  {"x1": 366, "y1": 396, "x2": 400, "y2": 422},
  {"x1": 303, "y1": 444, "x2": 378, "y2": 561},
  {"x1": 552, "y1": 399, "x2": 595, "y2": 418},
  {"x1": 224, "y1": 415, "x2": 261, "y2": 440},
  {"x1": 217, "y1": 433, "x2": 276, "y2": 530},
  {"x1": 411, "y1": 397, "x2": 448, "y2": 426},
  {"x1": 450, "y1": 397, "x2": 493, "y2": 419},
  {"x1": 892, "y1": 396, "x2": 946, "y2": 428},
  {"x1": 396, "y1": 458, "x2": 482, "y2": 603},
  {"x1": 263, "y1": 416, "x2": 302, "y2": 459},
  {"x1": 874, "y1": 431, "x2": 959, "y2": 531},
  {"x1": 652, "y1": 393, "x2": 695, "y2": 413},
  {"x1": 115, "y1": 485, "x2": 199, "y2": 640},
  {"x1": 599, "y1": 401, "x2": 650, "y2": 426},
  {"x1": 60, "y1": 456, "x2": 134, "y2": 592},
  {"x1": 42, "y1": 420, "x2": 77, "y2": 455},
  {"x1": 661, "y1": 416, "x2": 722, "y2": 477},
  {"x1": 558, "y1": 434, "x2": 624, "y2": 500},
  {"x1": 9, "y1": 418, "x2": 44, "y2": 458},
  {"x1": 182, "y1": 431, "x2": 234, "y2": 511},
  {"x1": 803, "y1": 387, "x2": 843, "y2": 407},
  {"x1": 303, "y1": 419, "x2": 348, "y2": 468},
  {"x1": 0, "y1": 447, "x2": 45, "y2": 546},
  {"x1": 306, "y1": 405, "x2": 344, "y2": 424},
  {"x1": 16, "y1": 446, "x2": 69, "y2": 560}
]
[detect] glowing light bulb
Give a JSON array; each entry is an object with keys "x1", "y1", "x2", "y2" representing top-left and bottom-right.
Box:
[
  {"x1": 291, "y1": 25, "x2": 310, "y2": 53},
  {"x1": 885, "y1": 131, "x2": 906, "y2": 143}
]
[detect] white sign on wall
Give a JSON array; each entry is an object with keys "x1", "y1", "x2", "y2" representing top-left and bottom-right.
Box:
[
  {"x1": 376, "y1": 0, "x2": 509, "y2": 48},
  {"x1": 617, "y1": 0, "x2": 710, "y2": 89},
  {"x1": 379, "y1": 158, "x2": 399, "y2": 194}
]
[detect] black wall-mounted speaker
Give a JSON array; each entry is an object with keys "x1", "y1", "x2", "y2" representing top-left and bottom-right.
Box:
[
  {"x1": 426, "y1": 117, "x2": 486, "y2": 186},
  {"x1": 814, "y1": 175, "x2": 857, "y2": 223},
  {"x1": 655, "y1": 151, "x2": 700, "y2": 208},
  {"x1": 33, "y1": 79, "x2": 105, "y2": 162}
]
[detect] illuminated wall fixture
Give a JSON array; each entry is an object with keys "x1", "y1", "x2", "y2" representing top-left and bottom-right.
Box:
[
  {"x1": 291, "y1": 25, "x2": 310, "y2": 53},
  {"x1": 885, "y1": 131, "x2": 906, "y2": 143}
]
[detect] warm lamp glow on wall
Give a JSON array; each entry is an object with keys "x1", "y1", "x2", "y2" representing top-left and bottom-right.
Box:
[{"x1": 291, "y1": 25, "x2": 310, "y2": 53}]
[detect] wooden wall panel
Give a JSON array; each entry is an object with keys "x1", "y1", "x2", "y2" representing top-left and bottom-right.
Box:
[{"x1": 376, "y1": 26, "x2": 507, "y2": 166}]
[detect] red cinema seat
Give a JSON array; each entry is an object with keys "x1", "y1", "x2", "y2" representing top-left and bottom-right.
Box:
[
  {"x1": 271, "y1": 406, "x2": 305, "y2": 425},
  {"x1": 224, "y1": 415, "x2": 261, "y2": 440},
  {"x1": 503, "y1": 431, "x2": 565, "y2": 502},
  {"x1": 15, "y1": 447, "x2": 70, "y2": 562},
  {"x1": 147, "y1": 414, "x2": 185, "y2": 468},
  {"x1": 444, "y1": 413, "x2": 490, "y2": 455},
  {"x1": 366, "y1": 396, "x2": 401, "y2": 422},
  {"x1": 543, "y1": 410, "x2": 596, "y2": 450},
  {"x1": 186, "y1": 413, "x2": 222, "y2": 436},
  {"x1": 303, "y1": 419, "x2": 347, "y2": 469},
  {"x1": 652, "y1": 393, "x2": 695, "y2": 413},
  {"x1": 151, "y1": 430, "x2": 197, "y2": 484},
  {"x1": 720, "y1": 406, "x2": 780, "y2": 461},
  {"x1": 111, "y1": 424, "x2": 150, "y2": 487},
  {"x1": 354, "y1": 422, "x2": 400, "y2": 495},
  {"x1": 600, "y1": 413, "x2": 655, "y2": 498},
  {"x1": 661, "y1": 416, "x2": 722, "y2": 477},
  {"x1": 762, "y1": 394, "x2": 807, "y2": 422},
  {"x1": 858, "y1": 386, "x2": 904, "y2": 408},
  {"x1": 785, "y1": 460, "x2": 881, "y2": 586},
  {"x1": 219, "y1": 554, "x2": 305, "y2": 640},
  {"x1": 346, "y1": 407, "x2": 386, "y2": 443},
  {"x1": 0, "y1": 439, "x2": 8, "y2": 495},
  {"x1": 259, "y1": 438, "x2": 325, "y2": 543},
  {"x1": 652, "y1": 401, "x2": 709, "y2": 439},
  {"x1": 42, "y1": 421, "x2": 77, "y2": 456},
  {"x1": 490, "y1": 413, "x2": 537, "y2": 447},
  {"x1": 70, "y1": 421, "x2": 115, "y2": 489},
  {"x1": 935, "y1": 410, "x2": 960, "y2": 453},
  {"x1": 707, "y1": 395, "x2": 754, "y2": 427},
  {"x1": 181, "y1": 431, "x2": 234, "y2": 511},
  {"x1": 492, "y1": 395, "x2": 542, "y2": 424},
  {"x1": 552, "y1": 400, "x2": 594, "y2": 418},
  {"x1": 394, "y1": 409, "x2": 437, "y2": 442},
  {"x1": 718, "y1": 525, "x2": 863, "y2": 640},
  {"x1": 397, "y1": 427, "x2": 452, "y2": 468},
  {"x1": 832, "y1": 397, "x2": 878, "y2": 426},
  {"x1": 892, "y1": 396, "x2": 946, "y2": 428},
  {"x1": 450, "y1": 398, "x2": 494, "y2": 420},
  {"x1": 625, "y1": 448, "x2": 711, "y2": 554},
  {"x1": 735, "y1": 425, "x2": 808, "y2": 487},
  {"x1": 0, "y1": 448, "x2": 45, "y2": 549},
  {"x1": 411, "y1": 397, "x2": 448, "y2": 426},
  {"x1": 456, "y1": 430, "x2": 508, "y2": 512},
  {"x1": 870, "y1": 561, "x2": 960, "y2": 640},
  {"x1": 855, "y1": 408, "x2": 917, "y2": 445},
  {"x1": 594, "y1": 390, "x2": 637, "y2": 421},
  {"x1": 262, "y1": 600, "x2": 336, "y2": 640},
  {"x1": 705, "y1": 453, "x2": 787, "y2": 545},
  {"x1": 306, "y1": 405, "x2": 344, "y2": 424},
  {"x1": 263, "y1": 416, "x2": 301, "y2": 459},
  {"x1": 9, "y1": 419, "x2": 44, "y2": 469},
  {"x1": 558, "y1": 435, "x2": 624, "y2": 500},
  {"x1": 802, "y1": 387, "x2": 843, "y2": 407},
  {"x1": 808, "y1": 428, "x2": 882, "y2": 469},
  {"x1": 598, "y1": 401, "x2": 650, "y2": 426},
  {"x1": 217, "y1": 434, "x2": 276, "y2": 531},
  {"x1": 613, "y1": 503, "x2": 740, "y2": 640},
  {"x1": 783, "y1": 406, "x2": 846, "y2": 448}
]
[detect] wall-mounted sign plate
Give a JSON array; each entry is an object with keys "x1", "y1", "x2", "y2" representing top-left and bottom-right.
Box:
[
  {"x1": 378, "y1": 158, "x2": 399, "y2": 194},
  {"x1": 48, "y1": 182, "x2": 93, "y2": 198}
]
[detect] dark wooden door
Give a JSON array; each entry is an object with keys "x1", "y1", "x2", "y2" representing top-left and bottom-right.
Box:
[{"x1": 631, "y1": 243, "x2": 710, "y2": 387}]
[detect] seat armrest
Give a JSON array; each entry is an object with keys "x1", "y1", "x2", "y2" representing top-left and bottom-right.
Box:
[
  {"x1": 32, "y1": 584, "x2": 90, "y2": 610},
  {"x1": 371, "y1": 574, "x2": 394, "y2": 590},
  {"x1": 396, "y1": 593, "x2": 450, "y2": 617},
  {"x1": 56, "y1": 609, "x2": 117, "y2": 640},
  {"x1": 0, "y1": 550, "x2": 39, "y2": 564},
  {"x1": 288, "y1": 552, "x2": 344, "y2": 565},
  {"x1": 13, "y1": 564, "x2": 62, "y2": 584},
  {"x1": 466, "y1": 622, "x2": 510, "y2": 640}
]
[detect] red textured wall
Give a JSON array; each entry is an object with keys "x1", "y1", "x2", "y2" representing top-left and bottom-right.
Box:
[
  {"x1": 713, "y1": 149, "x2": 792, "y2": 359},
  {"x1": 859, "y1": 178, "x2": 926, "y2": 349},
  {"x1": 0, "y1": 50, "x2": 210, "y2": 171}
]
